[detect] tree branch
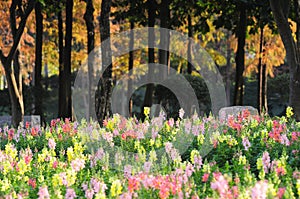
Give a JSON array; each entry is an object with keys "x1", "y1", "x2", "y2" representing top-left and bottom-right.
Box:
[
  {"x1": 10, "y1": 0, "x2": 17, "y2": 37},
  {"x1": 6, "y1": 0, "x2": 35, "y2": 65},
  {"x1": 0, "y1": 50, "x2": 7, "y2": 67}
]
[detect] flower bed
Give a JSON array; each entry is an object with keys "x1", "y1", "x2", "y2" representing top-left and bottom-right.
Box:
[{"x1": 0, "y1": 108, "x2": 300, "y2": 198}]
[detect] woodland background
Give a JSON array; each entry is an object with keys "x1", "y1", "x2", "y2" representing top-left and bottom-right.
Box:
[{"x1": 0, "y1": 0, "x2": 297, "y2": 125}]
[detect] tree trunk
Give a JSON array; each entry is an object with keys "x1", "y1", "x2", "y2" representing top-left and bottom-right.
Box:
[
  {"x1": 143, "y1": 0, "x2": 156, "y2": 113},
  {"x1": 128, "y1": 20, "x2": 134, "y2": 116},
  {"x1": 257, "y1": 27, "x2": 264, "y2": 114},
  {"x1": 58, "y1": 9, "x2": 64, "y2": 118},
  {"x1": 6, "y1": 63, "x2": 24, "y2": 127},
  {"x1": 156, "y1": 0, "x2": 170, "y2": 111},
  {"x1": 97, "y1": 0, "x2": 113, "y2": 124},
  {"x1": 234, "y1": 3, "x2": 247, "y2": 105},
  {"x1": 64, "y1": 0, "x2": 73, "y2": 119},
  {"x1": 84, "y1": 0, "x2": 95, "y2": 120},
  {"x1": 187, "y1": 14, "x2": 193, "y2": 74},
  {"x1": 59, "y1": 0, "x2": 73, "y2": 119},
  {"x1": 159, "y1": 0, "x2": 170, "y2": 79},
  {"x1": 269, "y1": 0, "x2": 300, "y2": 120},
  {"x1": 262, "y1": 63, "x2": 268, "y2": 113},
  {"x1": 34, "y1": 2, "x2": 43, "y2": 119},
  {"x1": 225, "y1": 31, "x2": 232, "y2": 106},
  {"x1": 0, "y1": 0, "x2": 35, "y2": 127}
]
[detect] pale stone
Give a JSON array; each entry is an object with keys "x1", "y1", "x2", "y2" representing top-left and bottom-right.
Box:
[
  {"x1": 0, "y1": 115, "x2": 40, "y2": 128},
  {"x1": 218, "y1": 106, "x2": 258, "y2": 121}
]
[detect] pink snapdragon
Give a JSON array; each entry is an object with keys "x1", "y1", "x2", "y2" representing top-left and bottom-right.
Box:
[
  {"x1": 65, "y1": 188, "x2": 76, "y2": 199},
  {"x1": 280, "y1": 134, "x2": 290, "y2": 146},
  {"x1": 293, "y1": 171, "x2": 300, "y2": 179},
  {"x1": 202, "y1": 173, "x2": 210, "y2": 182},
  {"x1": 242, "y1": 137, "x2": 251, "y2": 151},
  {"x1": 60, "y1": 172, "x2": 68, "y2": 186},
  {"x1": 251, "y1": 181, "x2": 268, "y2": 199},
  {"x1": 193, "y1": 154, "x2": 202, "y2": 170},
  {"x1": 48, "y1": 138, "x2": 56, "y2": 150},
  {"x1": 85, "y1": 189, "x2": 94, "y2": 199},
  {"x1": 277, "y1": 187, "x2": 286, "y2": 199},
  {"x1": 143, "y1": 161, "x2": 151, "y2": 173},
  {"x1": 262, "y1": 151, "x2": 271, "y2": 173},
  {"x1": 38, "y1": 186, "x2": 50, "y2": 199},
  {"x1": 210, "y1": 172, "x2": 229, "y2": 197},
  {"x1": 124, "y1": 165, "x2": 132, "y2": 178},
  {"x1": 90, "y1": 178, "x2": 107, "y2": 194},
  {"x1": 71, "y1": 158, "x2": 85, "y2": 172}
]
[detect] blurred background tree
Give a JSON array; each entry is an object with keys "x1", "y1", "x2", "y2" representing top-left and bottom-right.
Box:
[{"x1": 0, "y1": 0, "x2": 298, "y2": 125}]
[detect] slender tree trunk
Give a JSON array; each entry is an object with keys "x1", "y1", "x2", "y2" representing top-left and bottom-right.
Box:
[
  {"x1": 187, "y1": 14, "x2": 193, "y2": 74},
  {"x1": 257, "y1": 27, "x2": 264, "y2": 114},
  {"x1": 143, "y1": 0, "x2": 156, "y2": 112},
  {"x1": 262, "y1": 63, "x2": 268, "y2": 113},
  {"x1": 226, "y1": 31, "x2": 232, "y2": 106},
  {"x1": 128, "y1": 20, "x2": 134, "y2": 116},
  {"x1": 0, "y1": 0, "x2": 35, "y2": 127},
  {"x1": 159, "y1": 0, "x2": 170, "y2": 79},
  {"x1": 269, "y1": 0, "x2": 300, "y2": 120},
  {"x1": 12, "y1": 50, "x2": 24, "y2": 127},
  {"x1": 34, "y1": 2, "x2": 43, "y2": 119},
  {"x1": 44, "y1": 62, "x2": 49, "y2": 90},
  {"x1": 97, "y1": 0, "x2": 113, "y2": 124},
  {"x1": 58, "y1": 9, "x2": 64, "y2": 117},
  {"x1": 234, "y1": 3, "x2": 247, "y2": 105},
  {"x1": 63, "y1": 0, "x2": 73, "y2": 119},
  {"x1": 84, "y1": 0, "x2": 95, "y2": 120}
]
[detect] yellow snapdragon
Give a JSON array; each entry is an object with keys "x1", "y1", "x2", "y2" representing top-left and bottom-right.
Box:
[
  {"x1": 0, "y1": 178, "x2": 10, "y2": 192},
  {"x1": 137, "y1": 146, "x2": 146, "y2": 162},
  {"x1": 144, "y1": 107, "x2": 150, "y2": 117},
  {"x1": 67, "y1": 147, "x2": 75, "y2": 162},
  {"x1": 66, "y1": 169, "x2": 77, "y2": 186},
  {"x1": 5, "y1": 143, "x2": 17, "y2": 160},
  {"x1": 197, "y1": 134, "x2": 204, "y2": 145},
  {"x1": 52, "y1": 174, "x2": 62, "y2": 187},
  {"x1": 297, "y1": 179, "x2": 300, "y2": 197},
  {"x1": 149, "y1": 150, "x2": 157, "y2": 162},
  {"x1": 17, "y1": 159, "x2": 30, "y2": 175},
  {"x1": 54, "y1": 189, "x2": 64, "y2": 199},
  {"x1": 38, "y1": 174, "x2": 44, "y2": 183},
  {"x1": 250, "y1": 119, "x2": 258, "y2": 128},
  {"x1": 45, "y1": 131, "x2": 52, "y2": 139},
  {"x1": 149, "y1": 139, "x2": 155, "y2": 146},
  {"x1": 110, "y1": 180, "x2": 122, "y2": 197},
  {"x1": 155, "y1": 137, "x2": 162, "y2": 148},
  {"x1": 95, "y1": 193, "x2": 106, "y2": 199},
  {"x1": 190, "y1": 149, "x2": 200, "y2": 164},
  {"x1": 106, "y1": 120, "x2": 114, "y2": 131},
  {"x1": 227, "y1": 136, "x2": 238, "y2": 146},
  {"x1": 202, "y1": 163, "x2": 211, "y2": 173},
  {"x1": 267, "y1": 183, "x2": 277, "y2": 198},
  {"x1": 2, "y1": 160, "x2": 13, "y2": 175},
  {"x1": 37, "y1": 148, "x2": 50, "y2": 163},
  {"x1": 286, "y1": 106, "x2": 294, "y2": 118},
  {"x1": 238, "y1": 155, "x2": 247, "y2": 165}
]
